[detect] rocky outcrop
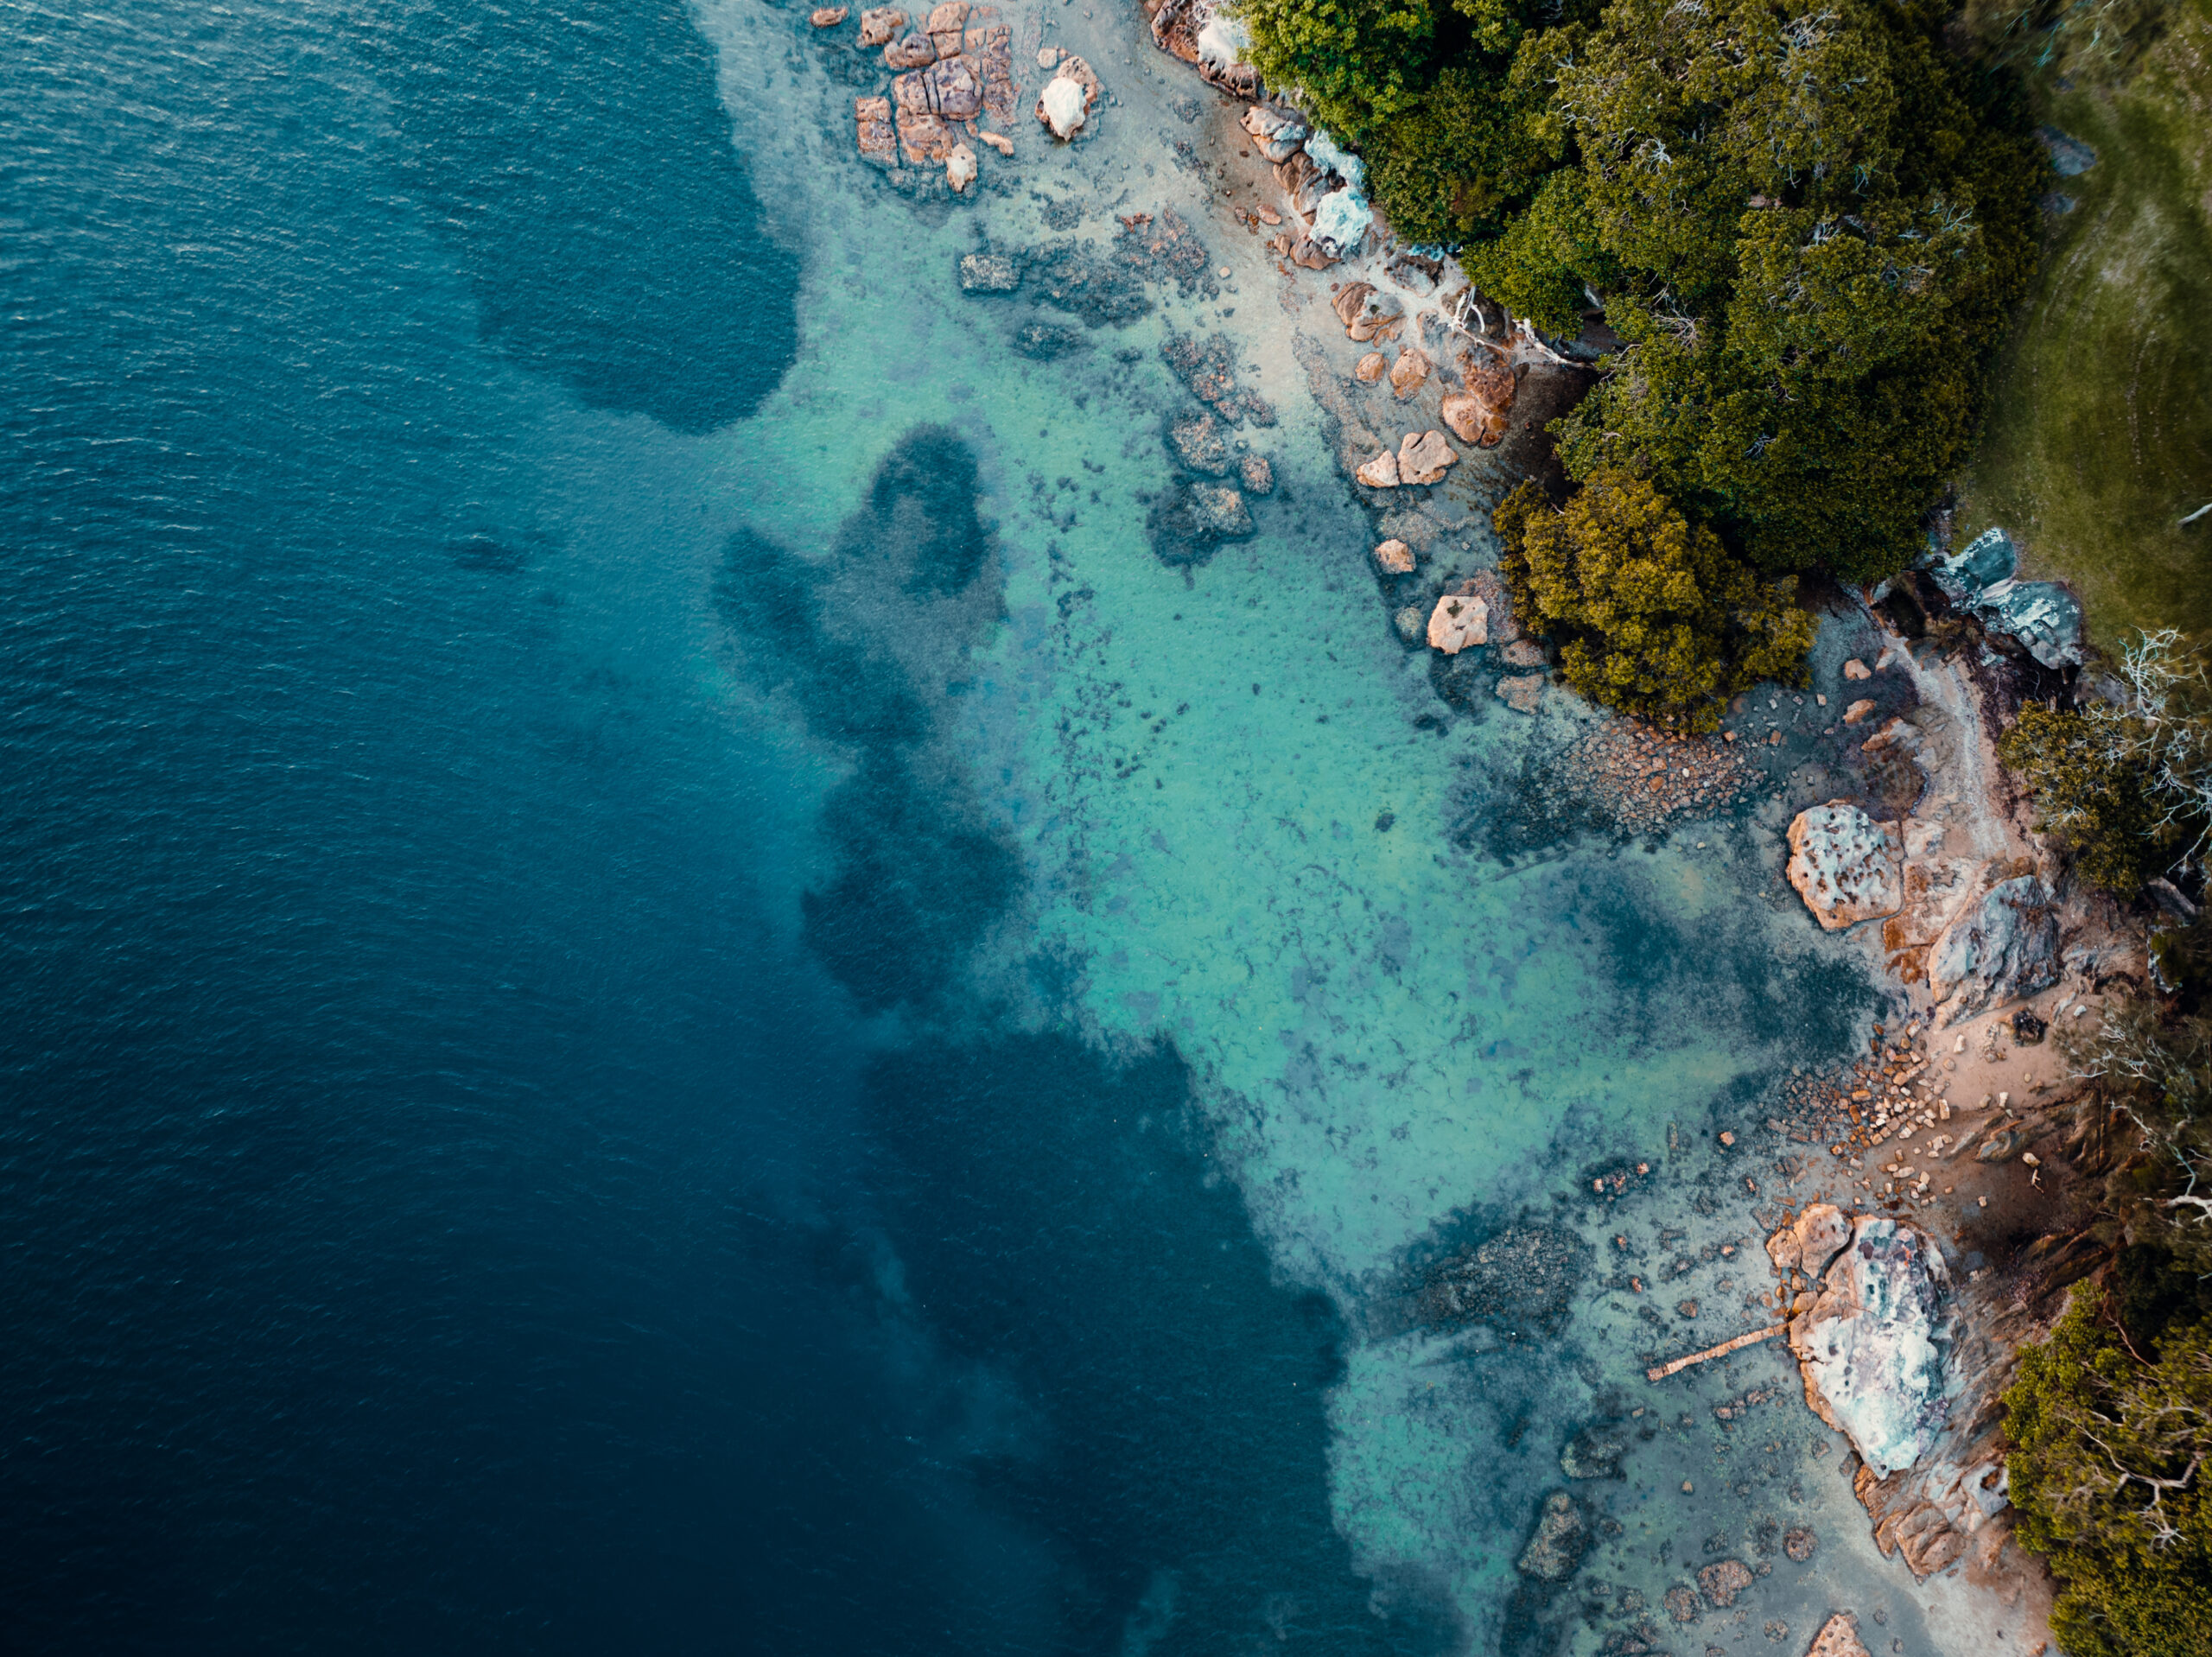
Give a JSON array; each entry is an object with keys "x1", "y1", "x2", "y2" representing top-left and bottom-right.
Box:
[
  {"x1": 1427, "y1": 589, "x2": 1487, "y2": 654},
  {"x1": 1516, "y1": 1492, "x2": 1588, "y2": 1581},
  {"x1": 1929, "y1": 528, "x2": 2083, "y2": 667},
  {"x1": 896, "y1": 55, "x2": 982, "y2": 119},
  {"x1": 1329, "y1": 283, "x2": 1403, "y2": 344},
  {"x1": 1785, "y1": 803, "x2": 1903, "y2": 930},
  {"x1": 1238, "y1": 454, "x2": 1273, "y2": 495},
  {"x1": 1238, "y1": 103, "x2": 1306, "y2": 162},
  {"x1": 1927, "y1": 873, "x2": 2061, "y2": 1024},
  {"x1": 1788, "y1": 1214, "x2": 1951, "y2": 1478},
  {"x1": 1355, "y1": 352, "x2": 1385, "y2": 383}
]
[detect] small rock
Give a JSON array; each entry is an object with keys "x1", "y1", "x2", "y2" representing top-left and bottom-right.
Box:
[
  {"x1": 1393, "y1": 605, "x2": 1427, "y2": 646},
  {"x1": 1035, "y1": 44, "x2": 1060, "y2": 67},
  {"x1": 1677, "y1": 1298, "x2": 1700, "y2": 1319},
  {"x1": 1239, "y1": 454, "x2": 1274, "y2": 495},
  {"x1": 1373, "y1": 538, "x2": 1414, "y2": 575},
  {"x1": 1427, "y1": 591, "x2": 1487, "y2": 653},
  {"x1": 1396, "y1": 429, "x2": 1456, "y2": 486},
  {"x1": 1843, "y1": 658, "x2": 1872, "y2": 680},
  {"x1": 1976, "y1": 1129, "x2": 2024, "y2": 1163},
  {"x1": 1038, "y1": 74, "x2": 1087, "y2": 139},
  {"x1": 1698, "y1": 1559, "x2": 1753, "y2": 1608},
  {"x1": 944, "y1": 143, "x2": 976, "y2": 192},
  {"x1": 1794, "y1": 1203, "x2": 1851, "y2": 1276},
  {"x1": 1499, "y1": 639, "x2": 1545, "y2": 668},
  {"x1": 1666, "y1": 1585, "x2": 1701, "y2": 1624},
  {"x1": 1516, "y1": 1491, "x2": 1588, "y2": 1582},
  {"x1": 810, "y1": 4, "x2": 849, "y2": 24},
  {"x1": 1783, "y1": 1527, "x2": 1817, "y2": 1562},
  {"x1": 1765, "y1": 1228, "x2": 1803, "y2": 1273},
  {"x1": 1806, "y1": 1613, "x2": 1872, "y2": 1657},
  {"x1": 1256, "y1": 205, "x2": 1281, "y2": 225},
  {"x1": 1497, "y1": 673, "x2": 1543, "y2": 714},
  {"x1": 977, "y1": 128, "x2": 1013, "y2": 156},
  {"x1": 1842, "y1": 698, "x2": 1878, "y2": 724},
  {"x1": 857, "y1": 6, "x2": 907, "y2": 46},
  {"x1": 1389, "y1": 346, "x2": 1432, "y2": 398},
  {"x1": 884, "y1": 29, "x2": 937, "y2": 67},
  {"x1": 1356, "y1": 450, "x2": 1400, "y2": 489},
  {"x1": 1238, "y1": 104, "x2": 1307, "y2": 162},
  {"x1": 1355, "y1": 352, "x2": 1386, "y2": 382}
]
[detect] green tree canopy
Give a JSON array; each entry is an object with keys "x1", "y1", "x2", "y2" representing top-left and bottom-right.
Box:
[{"x1": 1493, "y1": 467, "x2": 1816, "y2": 730}]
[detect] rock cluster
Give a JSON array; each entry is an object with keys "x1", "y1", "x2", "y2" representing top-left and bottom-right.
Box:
[
  {"x1": 1438, "y1": 341, "x2": 1519, "y2": 448},
  {"x1": 1356, "y1": 429, "x2": 1457, "y2": 489},
  {"x1": 1147, "y1": 0, "x2": 1261, "y2": 97},
  {"x1": 1929, "y1": 527, "x2": 2083, "y2": 668},
  {"x1": 1538, "y1": 721, "x2": 1762, "y2": 835},
  {"x1": 836, "y1": 3, "x2": 1022, "y2": 183}
]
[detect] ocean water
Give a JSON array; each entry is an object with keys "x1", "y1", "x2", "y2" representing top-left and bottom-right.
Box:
[{"x1": 1, "y1": 0, "x2": 1927, "y2": 1653}]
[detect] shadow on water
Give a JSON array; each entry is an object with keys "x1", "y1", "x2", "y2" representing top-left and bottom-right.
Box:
[
  {"x1": 362, "y1": 0, "x2": 798, "y2": 433},
  {"x1": 715, "y1": 425, "x2": 1019, "y2": 1013},
  {"x1": 861, "y1": 1032, "x2": 1452, "y2": 1656}
]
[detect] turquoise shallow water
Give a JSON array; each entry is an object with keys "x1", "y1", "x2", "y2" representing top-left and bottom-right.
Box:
[{"x1": 1, "y1": 0, "x2": 1928, "y2": 1649}]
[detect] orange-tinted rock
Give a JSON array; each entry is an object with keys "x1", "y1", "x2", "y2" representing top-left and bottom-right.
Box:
[
  {"x1": 810, "y1": 5, "x2": 849, "y2": 24},
  {"x1": 1373, "y1": 538, "x2": 1414, "y2": 575},
  {"x1": 1396, "y1": 429, "x2": 1457, "y2": 486},
  {"x1": 857, "y1": 6, "x2": 907, "y2": 45},
  {"x1": 1355, "y1": 450, "x2": 1400, "y2": 488},
  {"x1": 1356, "y1": 352, "x2": 1386, "y2": 382},
  {"x1": 855, "y1": 96, "x2": 899, "y2": 167},
  {"x1": 1389, "y1": 346, "x2": 1432, "y2": 398}
]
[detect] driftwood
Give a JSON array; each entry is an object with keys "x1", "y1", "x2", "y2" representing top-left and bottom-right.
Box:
[{"x1": 1646, "y1": 1323, "x2": 1789, "y2": 1381}]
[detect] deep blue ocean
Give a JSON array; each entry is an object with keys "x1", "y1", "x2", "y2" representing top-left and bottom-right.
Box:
[{"x1": 0, "y1": 3, "x2": 1435, "y2": 1651}]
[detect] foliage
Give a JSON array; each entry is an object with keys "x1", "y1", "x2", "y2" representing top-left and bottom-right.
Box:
[
  {"x1": 1361, "y1": 61, "x2": 1564, "y2": 246},
  {"x1": 2063, "y1": 997, "x2": 2212, "y2": 1273},
  {"x1": 1234, "y1": 0, "x2": 1440, "y2": 142},
  {"x1": 1999, "y1": 705, "x2": 2169, "y2": 896},
  {"x1": 1997, "y1": 631, "x2": 2212, "y2": 896},
  {"x1": 1492, "y1": 469, "x2": 1815, "y2": 731},
  {"x1": 1457, "y1": 168, "x2": 1614, "y2": 336},
  {"x1": 2006, "y1": 1284, "x2": 2212, "y2": 1657},
  {"x1": 1546, "y1": 0, "x2": 2044, "y2": 580},
  {"x1": 1963, "y1": 0, "x2": 2177, "y2": 82}
]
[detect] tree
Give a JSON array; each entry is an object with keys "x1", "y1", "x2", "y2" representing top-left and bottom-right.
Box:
[
  {"x1": 1998, "y1": 631, "x2": 2212, "y2": 898},
  {"x1": 1493, "y1": 468, "x2": 1816, "y2": 731},
  {"x1": 2006, "y1": 1286, "x2": 2212, "y2": 1657}
]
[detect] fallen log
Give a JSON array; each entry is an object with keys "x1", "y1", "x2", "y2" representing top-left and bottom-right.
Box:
[{"x1": 1646, "y1": 1323, "x2": 1788, "y2": 1381}]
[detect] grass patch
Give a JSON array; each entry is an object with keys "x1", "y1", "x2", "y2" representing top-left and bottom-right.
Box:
[{"x1": 1958, "y1": 0, "x2": 2212, "y2": 645}]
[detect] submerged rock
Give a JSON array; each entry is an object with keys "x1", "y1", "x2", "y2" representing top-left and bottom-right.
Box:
[
  {"x1": 1928, "y1": 874, "x2": 2060, "y2": 1022},
  {"x1": 1185, "y1": 482, "x2": 1252, "y2": 538},
  {"x1": 957, "y1": 251, "x2": 1021, "y2": 293},
  {"x1": 855, "y1": 96, "x2": 899, "y2": 168},
  {"x1": 1698, "y1": 1559, "x2": 1752, "y2": 1607},
  {"x1": 1393, "y1": 605, "x2": 1427, "y2": 645},
  {"x1": 1789, "y1": 1215, "x2": 1950, "y2": 1478},
  {"x1": 1516, "y1": 1492, "x2": 1588, "y2": 1581},
  {"x1": 1560, "y1": 1426, "x2": 1624, "y2": 1480},
  {"x1": 1785, "y1": 803, "x2": 1902, "y2": 930},
  {"x1": 1417, "y1": 1223, "x2": 1587, "y2": 1338},
  {"x1": 1372, "y1": 538, "x2": 1414, "y2": 575},
  {"x1": 1166, "y1": 408, "x2": 1233, "y2": 475},
  {"x1": 1238, "y1": 454, "x2": 1274, "y2": 495},
  {"x1": 1784, "y1": 1526, "x2": 1817, "y2": 1562},
  {"x1": 1497, "y1": 673, "x2": 1543, "y2": 714}
]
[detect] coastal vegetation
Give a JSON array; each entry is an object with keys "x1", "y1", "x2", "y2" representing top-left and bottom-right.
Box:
[
  {"x1": 1240, "y1": 0, "x2": 2043, "y2": 589},
  {"x1": 1996, "y1": 629, "x2": 2212, "y2": 898},
  {"x1": 2006, "y1": 1000, "x2": 2212, "y2": 1656},
  {"x1": 1493, "y1": 469, "x2": 1815, "y2": 731}
]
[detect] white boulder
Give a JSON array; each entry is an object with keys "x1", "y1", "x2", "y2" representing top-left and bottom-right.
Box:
[
  {"x1": 1789, "y1": 1215, "x2": 1951, "y2": 1477},
  {"x1": 1039, "y1": 75, "x2": 1086, "y2": 138}
]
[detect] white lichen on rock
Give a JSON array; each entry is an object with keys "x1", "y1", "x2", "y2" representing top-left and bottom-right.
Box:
[{"x1": 1785, "y1": 802, "x2": 1903, "y2": 930}]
